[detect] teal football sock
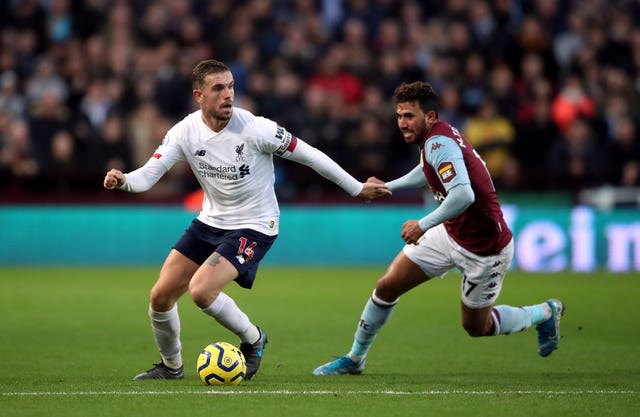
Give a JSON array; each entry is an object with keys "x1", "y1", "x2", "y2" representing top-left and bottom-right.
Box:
[
  {"x1": 349, "y1": 291, "x2": 398, "y2": 361},
  {"x1": 492, "y1": 303, "x2": 547, "y2": 335}
]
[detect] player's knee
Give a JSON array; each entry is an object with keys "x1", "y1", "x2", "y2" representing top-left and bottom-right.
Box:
[
  {"x1": 149, "y1": 285, "x2": 174, "y2": 311},
  {"x1": 374, "y1": 278, "x2": 399, "y2": 303},
  {"x1": 188, "y1": 280, "x2": 218, "y2": 309}
]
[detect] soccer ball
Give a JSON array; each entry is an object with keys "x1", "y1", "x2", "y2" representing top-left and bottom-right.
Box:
[{"x1": 196, "y1": 341, "x2": 246, "y2": 386}]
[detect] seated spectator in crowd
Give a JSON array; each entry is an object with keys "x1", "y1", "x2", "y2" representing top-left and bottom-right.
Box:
[
  {"x1": 546, "y1": 117, "x2": 603, "y2": 201},
  {"x1": 605, "y1": 114, "x2": 640, "y2": 187},
  {"x1": 463, "y1": 99, "x2": 516, "y2": 189}
]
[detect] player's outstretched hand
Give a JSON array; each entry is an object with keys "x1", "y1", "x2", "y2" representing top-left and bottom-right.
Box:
[
  {"x1": 366, "y1": 176, "x2": 385, "y2": 185},
  {"x1": 358, "y1": 180, "x2": 391, "y2": 201},
  {"x1": 103, "y1": 169, "x2": 126, "y2": 189}
]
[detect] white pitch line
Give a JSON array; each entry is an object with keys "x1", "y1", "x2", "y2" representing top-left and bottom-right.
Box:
[{"x1": 1, "y1": 389, "x2": 636, "y2": 397}]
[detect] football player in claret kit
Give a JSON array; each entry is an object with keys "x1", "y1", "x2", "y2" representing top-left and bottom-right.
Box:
[
  {"x1": 104, "y1": 59, "x2": 390, "y2": 380},
  {"x1": 313, "y1": 81, "x2": 563, "y2": 376}
]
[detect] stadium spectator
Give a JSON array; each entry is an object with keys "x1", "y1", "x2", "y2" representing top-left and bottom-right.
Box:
[
  {"x1": 345, "y1": 115, "x2": 392, "y2": 181},
  {"x1": 307, "y1": 43, "x2": 364, "y2": 116},
  {"x1": 40, "y1": 128, "x2": 83, "y2": 193},
  {"x1": 463, "y1": 98, "x2": 516, "y2": 188},
  {"x1": 0, "y1": 117, "x2": 39, "y2": 193},
  {"x1": 605, "y1": 114, "x2": 640, "y2": 187},
  {"x1": 438, "y1": 82, "x2": 467, "y2": 129},
  {"x1": 0, "y1": 71, "x2": 26, "y2": 118},
  {"x1": 514, "y1": 95, "x2": 559, "y2": 190},
  {"x1": 28, "y1": 83, "x2": 69, "y2": 166},
  {"x1": 551, "y1": 74, "x2": 596, "y2": 134},
  {"x1": 89, "y1": 113, "x2": 133, "y2": 176},
  {"x1": 546, "y1": 116, "x2": 603, "y2": 200}
]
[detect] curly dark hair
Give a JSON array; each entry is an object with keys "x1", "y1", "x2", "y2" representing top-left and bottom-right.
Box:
[
  {"x1": 192, "y1": 59, "x2": 230, "y2": 90},
  {"x1": 392, "y1": 81, "x2": 439, "y2": 116}
]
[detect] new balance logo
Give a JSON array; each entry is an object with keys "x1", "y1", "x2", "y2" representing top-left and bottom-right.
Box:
[{"x1": 194, "y1": 149, "x2": 206, "y2": 156}]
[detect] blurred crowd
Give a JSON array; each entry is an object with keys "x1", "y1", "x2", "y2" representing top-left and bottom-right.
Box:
[{"x1": 1, "y1": 0, "x2": 640, "y2": 204}]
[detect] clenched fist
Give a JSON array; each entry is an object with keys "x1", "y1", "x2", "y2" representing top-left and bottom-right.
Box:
[{"x1": 103, "y1": 169, "x2": 126, "y2": 189}]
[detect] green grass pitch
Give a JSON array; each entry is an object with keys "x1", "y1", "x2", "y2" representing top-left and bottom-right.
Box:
[{"x1": 1, "y1": 266, "x2": 638, "y2": 417}]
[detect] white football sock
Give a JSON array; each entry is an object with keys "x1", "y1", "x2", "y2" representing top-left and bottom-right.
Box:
[
  {"x1": 492, "y1": 303, "x2": 548, "y2": 335},
  {"x1": 149, "y1": 304, "x2": 183, "y2": 369},
  {"x1": 201, "y1": 292, "x2": 259, "y2": 344},
  {"x1": 349, "y1": 290, "x2": 398, "y2": 362}
]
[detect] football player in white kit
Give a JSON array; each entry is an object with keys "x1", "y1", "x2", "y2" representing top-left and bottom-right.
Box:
[{"x1": 104, "y1": 59, "x2": 390, "y2": 380}]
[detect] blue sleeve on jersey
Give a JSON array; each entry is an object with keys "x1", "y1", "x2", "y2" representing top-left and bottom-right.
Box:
[
  {"x1": 417, "y1": 183, "x2": 475, "y2": 231},
  {"x1": 386, "y1": 164, "x2": 427, "y2": 191},
  {"x1": 424, "y1": 135, "x2": 470, "y2": 191}
]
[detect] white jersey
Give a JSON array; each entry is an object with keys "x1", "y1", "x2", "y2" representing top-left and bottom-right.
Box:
[{"x1": 123, "y1": 107, "x2": 363, "y2": 235}]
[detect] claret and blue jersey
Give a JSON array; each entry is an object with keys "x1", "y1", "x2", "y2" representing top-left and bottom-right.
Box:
[{"x1": 420, "y1": 121, "x2": 512, "y2": 255}]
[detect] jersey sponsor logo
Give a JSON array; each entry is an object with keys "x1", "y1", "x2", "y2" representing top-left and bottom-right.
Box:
[
  {"x1": 239, "y1": 164, "x2": 250, "y2": 178},
  {"x1": 194, "y1": 149, "x2": 206, "y2": 156},
  {"x1": 153, "y1": 153, "x2": 162, "y2": 159},
  {"x1": 235, "y1": 144, "x2": 245, "y2": 161},
  {"x1": 197, "y1": 162, "x2": 239, "y2": 180},
  {"x1": 438, "y1": 161, "x2": 456, "y2": 183}
]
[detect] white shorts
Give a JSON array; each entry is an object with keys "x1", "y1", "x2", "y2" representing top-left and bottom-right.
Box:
[{"x1": 402, "y1": 223, "x2": 514, "y2": 309}]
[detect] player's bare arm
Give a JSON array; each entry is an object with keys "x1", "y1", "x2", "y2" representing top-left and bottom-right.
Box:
[{"x1": 103, "y1": 169, "x2": 126, "y2": 189}]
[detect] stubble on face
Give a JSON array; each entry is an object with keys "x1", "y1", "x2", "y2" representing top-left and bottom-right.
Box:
[
  {"x1": 200, "y1": 72, "x2": 234, "y2": 123},
  {"x1": 396, "y1": 101, "x2": 428, "y2": 145}
]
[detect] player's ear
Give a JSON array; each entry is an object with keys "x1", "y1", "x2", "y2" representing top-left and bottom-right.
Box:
[
  {"x1": 193, "y1": 89, "x2": 203, "y2": 102},
  {"x1": 426, "y1": 110, "x2": 437, "y2": 123}
]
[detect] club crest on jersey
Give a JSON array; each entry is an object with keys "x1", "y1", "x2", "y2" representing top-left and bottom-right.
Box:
[
  {"x1": 235, "y1": 143, "x2": 245, "y2": 161},
  {"x1": 438, "y1": 161, "x2": 457, "y2": 183}
]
